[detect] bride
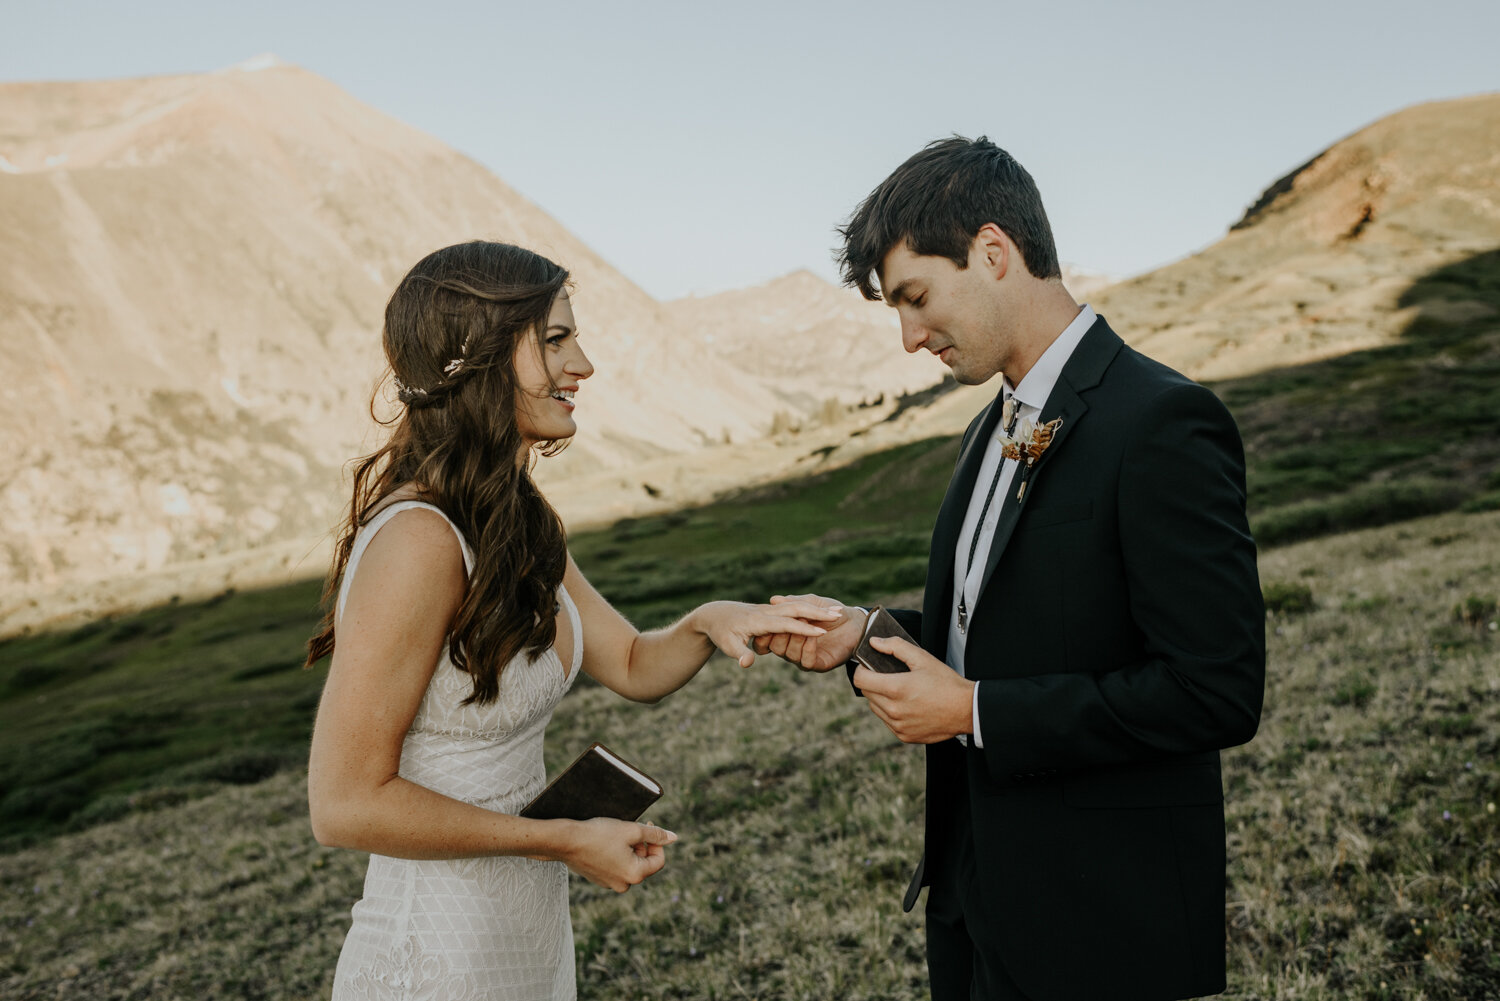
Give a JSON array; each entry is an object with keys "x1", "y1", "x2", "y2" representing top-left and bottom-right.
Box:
[{"x1": 305, "y1": 241, "x2": 834, "y2": 1000}]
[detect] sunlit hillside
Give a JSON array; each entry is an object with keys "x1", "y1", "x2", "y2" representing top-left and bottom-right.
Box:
[{"x1": 0, "y1": 59, "x2": 937, "y2": 635}]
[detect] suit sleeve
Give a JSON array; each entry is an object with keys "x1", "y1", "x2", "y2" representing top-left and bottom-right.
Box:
[{"x1": 975, "y1": 382, "x2": 1265, "y2": 778}]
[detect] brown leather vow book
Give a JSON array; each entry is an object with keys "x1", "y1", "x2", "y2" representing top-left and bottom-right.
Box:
[
  {"x1": 852, "y1": 606, "x2": 916, "y2": 674},
  {"x1": 519, "y1": 742, "x2": 662, "y2": 822}
]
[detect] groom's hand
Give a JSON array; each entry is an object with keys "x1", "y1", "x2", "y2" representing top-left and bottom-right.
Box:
[
  {"x1": 853, "y1": 635, "x2": 974, "y2": 744},
  {"x1": 752, "y1": 594, "x2": 865, "y2": 672}
]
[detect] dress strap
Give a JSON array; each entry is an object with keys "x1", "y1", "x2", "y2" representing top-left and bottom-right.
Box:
[
  {"x1": 556, "y1": 583, "x2": 584, "y2": 681},
  {"x1": 336, "y1": 501, "x2": 475, "y2": 624}
]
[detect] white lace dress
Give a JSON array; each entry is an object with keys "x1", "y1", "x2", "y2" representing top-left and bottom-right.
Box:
[{"x1": 330, "y1": 501, "x2": 583, "y2": 1001}]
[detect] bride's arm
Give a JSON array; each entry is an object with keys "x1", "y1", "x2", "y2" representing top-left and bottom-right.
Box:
[
  {"x1": 307, "y1": 511, "x2": 671, "y2": 891},
  {"x1": 565, "y1": 553, "x2": 836, "y2": 703}
]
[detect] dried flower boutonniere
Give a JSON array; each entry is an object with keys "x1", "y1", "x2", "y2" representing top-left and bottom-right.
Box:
[{"x1": 999, "y1": 416, "x2": 1063, "y2": 501}]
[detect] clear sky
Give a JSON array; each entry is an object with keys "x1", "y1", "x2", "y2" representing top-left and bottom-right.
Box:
[{"x1": 4, "y1": 0, "x2": 1497, "y2": 300}]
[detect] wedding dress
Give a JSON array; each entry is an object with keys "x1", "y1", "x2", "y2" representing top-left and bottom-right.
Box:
[{"x1": 330, "y1": 501, "x2": 583, "y2": 1001}]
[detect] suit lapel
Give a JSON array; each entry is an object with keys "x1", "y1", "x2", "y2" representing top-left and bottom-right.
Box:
[
  {"x1": 922, "y1": 387, "x2": 1007, "y2": 652},
  {"x1": 975, "y1": 317, "x2": 1123, "y2": 599}
]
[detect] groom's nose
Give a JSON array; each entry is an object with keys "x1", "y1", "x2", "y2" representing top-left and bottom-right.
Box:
[{"x1": 900, "y1": 312, "x2": 930, "y2": 354}]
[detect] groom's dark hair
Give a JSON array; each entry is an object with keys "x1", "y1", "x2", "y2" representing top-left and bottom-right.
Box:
[{"x1": 837, "y1": 136, "x2": 1061, "y2": 301}]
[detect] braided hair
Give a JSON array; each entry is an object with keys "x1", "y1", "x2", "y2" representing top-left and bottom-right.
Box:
[{"x1": 306, "y1": 242, "x2": 572, "y2": 705}]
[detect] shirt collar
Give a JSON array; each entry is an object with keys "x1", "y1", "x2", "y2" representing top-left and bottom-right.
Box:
[{"x1": 1005, "y1": 304, "x2": 1096, "y2": 412}]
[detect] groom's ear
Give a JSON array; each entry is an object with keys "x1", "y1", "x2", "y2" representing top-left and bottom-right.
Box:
[{"x1": 973, "y1": 223, "x2": 1012, "y2": 281}]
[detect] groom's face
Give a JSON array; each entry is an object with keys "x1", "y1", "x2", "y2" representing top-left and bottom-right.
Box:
[{"x1": 879, "y1": 236, "x2": 1009, "y2": 386}]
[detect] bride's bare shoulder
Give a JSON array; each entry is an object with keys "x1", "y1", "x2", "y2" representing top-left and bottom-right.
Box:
[
  {"x1": 360, "y1": 482, "x2": 433, "y2": 524},
  {"x1": 348, "y1": 504, "x2": 465, "y2": 610}
]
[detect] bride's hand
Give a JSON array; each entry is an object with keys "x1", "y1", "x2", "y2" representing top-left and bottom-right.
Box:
[
  {"x1": 754, "y1": 594, "x2": 867, "y2": 673},
  {"x1": 556, "y1": 818, "x2": 677, "y2": 893},
  {"x1": 690, "y1": 599, "x2": 841, "y2": 668}
]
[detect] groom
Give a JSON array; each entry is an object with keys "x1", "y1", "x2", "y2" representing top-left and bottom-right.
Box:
[{"x1": 760, "y1": 137, "x2": 1265, "y2": 1000}]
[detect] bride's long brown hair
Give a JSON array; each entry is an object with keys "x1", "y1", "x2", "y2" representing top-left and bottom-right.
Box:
[{"x1": 305, "y1": 241, "x2": 571, "y2": 704}]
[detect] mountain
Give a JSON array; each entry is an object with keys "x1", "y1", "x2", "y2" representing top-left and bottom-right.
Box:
[
  {"x1": 865, "y1": 92, "x2": 1500, "y2": 446},
  {"x1": 662, "y1": 269, "x2": 946, "y2": 410},
  {"x1": 1096, "y1": 92, "x2": 1500, "y2": 381},
  {"x1": 0, "y1": 60, "x2": 941, "y2": 632}
]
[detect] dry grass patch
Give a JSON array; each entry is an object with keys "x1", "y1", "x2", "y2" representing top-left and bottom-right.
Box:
[{"x1": 2, "y1": 509, "x2": 1497, "y2": 999}]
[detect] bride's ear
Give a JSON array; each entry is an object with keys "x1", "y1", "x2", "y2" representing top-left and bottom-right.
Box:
[{"x1": 973, "y1": 223, "x2": 1012, "y2": 280}]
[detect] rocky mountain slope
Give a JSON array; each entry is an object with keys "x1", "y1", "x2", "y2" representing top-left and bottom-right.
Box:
[
  {"x1": 0, "y1": 59, "x2": 934, "y2": 631},
  {"x1": 871, "y1": 92, "x2": 1500, "y2": 448},
  {"x1": 5, "y1": 67, "x2": 1493, "y2": 635}
]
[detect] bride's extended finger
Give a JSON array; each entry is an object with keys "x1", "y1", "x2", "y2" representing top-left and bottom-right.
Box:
[
  {"x1": 765, "y1": 601, "x2": 842, "y2": 621},
  {"x1": 761, "y1": 615, "x2": 828, "y2": 637},
  {"x1": 770, "y1": 593, "x2": 829, "y2": 607}
]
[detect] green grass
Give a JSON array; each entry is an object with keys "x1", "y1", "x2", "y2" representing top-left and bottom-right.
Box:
[
  {"x1": 2, "y1": 243, "x2": 1497, "y2": 851},
  {"x1": 1225, "y1": 249, "x2": 1500, "y2": 541},
  {"x1": 569, "y1": 435, "x2": 958, "y2": 628},
  {"x1": 1, "y1": 246, "x2": 1498, "y2": 996},
  {"x1": 0, "y1": 583, "x2": 328, "y2": 851},
  {"x1": 0, "y1": 436, "x2": 958, "y2": 853},
  {"x1": 1, "y1": 508, "x2": 1497, "y2": 999}
]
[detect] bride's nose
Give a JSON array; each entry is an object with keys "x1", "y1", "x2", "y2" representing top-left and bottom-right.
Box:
[{"x1": 566, "y1": 343, "x2": 594, "y2": 380}]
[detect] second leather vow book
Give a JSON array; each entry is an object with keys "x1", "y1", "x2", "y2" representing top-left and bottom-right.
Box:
[
  {"x1": 519, "y1": 742, "x2": 662, "y2": 822},
  {"x1": 852, "y1": 605, "x2": 915, "y2": 674}
]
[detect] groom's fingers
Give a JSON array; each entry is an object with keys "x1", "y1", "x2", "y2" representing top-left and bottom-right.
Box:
[
  {"x1": 852, "y1": 664, "x2": 903, "y2": 696},
  {"x1": 868, "y1": 634, "x2": 933, "y2": 671},
  {"x1": 760, "y1": 633, "x2": 794, "y2": 660},
  {"x1": 783, "y1": 633, "x2": 807, "y2": 663},
  {"x1": 863, "y1": 690, "x2": 902, "y2": 736}
]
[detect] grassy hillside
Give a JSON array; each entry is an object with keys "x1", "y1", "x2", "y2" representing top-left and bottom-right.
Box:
[
  {"x1": 1, "y1": 244, "x2": 1496, "y2": 996},
  {"x1": 3, "y1": 255, "x2": 1499, "y2": 848},
  {"x1": 1, "y1": 508, "x2": 1496, "y2": 1000},
  {"x1": 0, "y1": 582, "x2": 327, "y2": 850},
  {"x1": 1226, "y1": 248, "x2": 1500, "y2": 545},
  {"x1": 0, "y1": 434, "x2": 957, "y2": 855}
]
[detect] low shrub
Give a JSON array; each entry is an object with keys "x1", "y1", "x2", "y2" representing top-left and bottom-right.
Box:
[
  {"x1": 1263, "y1": 581, "x2": 1315, "y2": 615},
  {"x1": 1453, "y1": 593, "x2": 1498, "y2": 628},
  {"x1": 1252, "y1": 478, "x2": 1465, "y2": 547}
]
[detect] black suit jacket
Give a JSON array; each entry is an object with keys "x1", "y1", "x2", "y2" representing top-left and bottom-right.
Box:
[{"x1": 886, "y1": 315, "x2": 1265, "y2": 1001}]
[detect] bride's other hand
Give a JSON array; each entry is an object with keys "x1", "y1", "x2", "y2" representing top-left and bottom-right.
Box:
[
  {"x1": 753, "y1": 595, "x2": 867, "y2": 672},
  {"x1": 690, "y1": 600, "x2": 840, "y2": 668},
  {"x1": 556, "y1": 818, "x2": 677, "y2": 893}
]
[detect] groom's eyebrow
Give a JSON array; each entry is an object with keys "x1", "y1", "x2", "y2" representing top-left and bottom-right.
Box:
[{"x1": 885, "y1": 279, "x2": 918, "y2": 306}]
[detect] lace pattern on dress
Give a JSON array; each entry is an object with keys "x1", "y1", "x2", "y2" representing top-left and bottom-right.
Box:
[{"x1": 330, "y1": 501, "x2": 582, "y2": 1001}]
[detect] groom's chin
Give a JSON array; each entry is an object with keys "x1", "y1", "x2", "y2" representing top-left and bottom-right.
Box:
[{"x1": 951, "y1": 365, "x2": 997, "y2": 387}]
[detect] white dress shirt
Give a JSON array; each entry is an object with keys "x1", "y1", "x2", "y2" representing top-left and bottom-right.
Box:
[{"x1": 950, "y1": 305, "x2": 1097, "y2": 746}]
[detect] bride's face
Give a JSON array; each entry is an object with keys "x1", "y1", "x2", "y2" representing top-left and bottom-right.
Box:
[{"x1": 513, "y1": 291, "x2": 593, "y2": 446}]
